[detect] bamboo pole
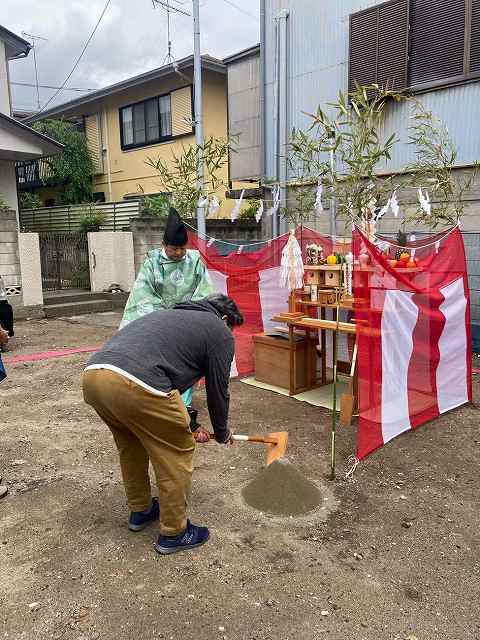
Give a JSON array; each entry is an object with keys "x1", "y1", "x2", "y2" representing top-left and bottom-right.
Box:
[{"x1": 330, "y1": 266, "x2": 343, "y2": 481}]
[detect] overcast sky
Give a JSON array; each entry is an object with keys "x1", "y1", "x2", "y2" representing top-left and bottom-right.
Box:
[{"x1": 2, "y1": 0, "x2": 259, "y2": 113}]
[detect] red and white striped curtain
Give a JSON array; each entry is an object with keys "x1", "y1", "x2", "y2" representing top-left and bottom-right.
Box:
[{"x1": 353, "y1": 227, "x2": 472, "y2": 460}]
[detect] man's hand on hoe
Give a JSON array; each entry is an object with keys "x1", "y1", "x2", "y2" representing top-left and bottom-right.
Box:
[
  {"x1": 193, "y1": 427, "x2": 234, "y2": 446},
  {"x1": 192, "y1": 427, "x2": 210, "y2": 444}
]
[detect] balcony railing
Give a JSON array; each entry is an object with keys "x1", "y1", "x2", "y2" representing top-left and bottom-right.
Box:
[{"x1": 16, "y1": 157, "x2": 59, "y2": 189}]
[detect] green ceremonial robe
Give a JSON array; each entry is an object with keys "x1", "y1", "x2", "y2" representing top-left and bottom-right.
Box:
[{"x1": 120, "y1": 249, "x2": 216, "y2": 329}]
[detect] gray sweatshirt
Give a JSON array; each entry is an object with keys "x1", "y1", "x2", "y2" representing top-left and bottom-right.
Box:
[{"x1": 86, "y1": 300, "x2": 234, "y2": 442}]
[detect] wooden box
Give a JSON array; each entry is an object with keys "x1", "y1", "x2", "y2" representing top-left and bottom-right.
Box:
[
  {"x1": 253, "y1": 333, "x2": 315, "y2": 394},
  {"x1": 304, "y1": 267, "x2": 325, "y2": 286},
  {"x1": 324, "y1": 267, "x2": 341, "y2": 287}
]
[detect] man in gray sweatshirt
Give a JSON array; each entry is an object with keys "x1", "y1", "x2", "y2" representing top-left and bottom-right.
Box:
[{"x1": 82, "y1": 294, "x2": 243, "y2": 555}]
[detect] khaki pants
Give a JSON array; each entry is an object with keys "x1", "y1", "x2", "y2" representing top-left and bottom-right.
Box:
[{"x1": 82, "y1": 369, "x2": 195, "y2": 536}]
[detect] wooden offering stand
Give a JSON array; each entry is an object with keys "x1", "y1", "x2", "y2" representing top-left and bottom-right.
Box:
[{"x1": 253, "y1": 261, "x2": 358, "y2": 427}]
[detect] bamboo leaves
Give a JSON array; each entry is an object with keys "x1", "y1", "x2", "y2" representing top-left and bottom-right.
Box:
[
  {"x1": 405, "y1": 103, "x2": 477, "y2": 228},
  {"x1": 146, "y1": 136, "x2": 235, "y2": 218},
  {"x1": 286, "y1": 84, "x2": 473, "y2": 231}
]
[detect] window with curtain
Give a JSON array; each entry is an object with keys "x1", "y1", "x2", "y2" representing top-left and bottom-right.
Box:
[
  {"x1": 159, "y1": 95, "x2": 172, "y2": 137},
  {"x1": 120, "y1": 90, "x2": 182, "y2": 150},
  {"x1": 133, "y1": 102, "x2": 146, "y2": 145},
  {"x1": 121, "y1": 107, "x2": 133, "y2": 146},
  {"x1": 146, "y1": 98, "x2": 159, "y2": 142}
]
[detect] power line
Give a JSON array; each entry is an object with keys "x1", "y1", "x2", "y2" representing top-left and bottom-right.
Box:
[
  {"x1": 11, "y1": 81, "x2": 95, "y2": 92},
  {"x1": 36, "y1": 0, "x2": 112, "y2": 115},
  {"x1": 220, "y1": 0, "x2": 259, "y2": 21},
  {"x1": 152, "y1": 0, "x2": 190, "y2": 16},
  {"x1": 21, "y1": 32, "x2": 48, "y2": 110}
]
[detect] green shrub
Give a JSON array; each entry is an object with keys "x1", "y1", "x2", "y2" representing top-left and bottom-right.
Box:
[
  {"x1": 142, "y1": 194, "x2": 170, "y2": 218},
  {"x1": 238, "y1": 198, "x2": 260, "y2": 221},
  {"x1": 33, "y1": 119, "x2": 96, "y2": 205},
  {"x1": 79, "y1": 204, "x2": 107, "y2": 232},
  {"x1": 20, "y1": 192, "x2": 42, "y2": 210}
]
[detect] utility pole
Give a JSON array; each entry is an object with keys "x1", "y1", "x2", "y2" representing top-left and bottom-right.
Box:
[
  {"x1": 22, "y1": 32, "x2": 48, "y2": 111},
  {"x1": 192, "y1": 0, "x2": 206, "y2": 240}
]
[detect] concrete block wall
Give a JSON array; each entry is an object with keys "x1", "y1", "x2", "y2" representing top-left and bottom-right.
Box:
[
  {"x1": 0, "y1": 211, "x2": 44, "y2": 318},
  {"x1": 0, "y1": 208, "x2": 21, "y2": 288}
]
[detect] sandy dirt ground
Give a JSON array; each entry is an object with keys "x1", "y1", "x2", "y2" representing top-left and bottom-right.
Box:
[{"x1": 1, "y1": 315, "x2": 479, "y2": 640}]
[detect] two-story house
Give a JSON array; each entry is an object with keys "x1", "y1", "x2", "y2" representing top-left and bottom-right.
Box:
[
  {"x1": 0, "y1": 26, "x2": 62, "y2": 217},
  {"x1": 23, "y1": 54, "x2": 247, "y2": 219},
  {"x1": 0, "y1": 24, "x2": 62, "y2": 315}
]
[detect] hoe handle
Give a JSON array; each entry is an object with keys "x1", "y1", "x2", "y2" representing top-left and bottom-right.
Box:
[
  {"x1": 206, "y1": 433, "x2": 275, "y2": 444},
  {"x1": 237, "y1": 435, "x2": 277, "y2": 444}
]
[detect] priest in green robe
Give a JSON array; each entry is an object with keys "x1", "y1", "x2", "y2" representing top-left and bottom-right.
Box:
[{"x1": 120, "y1": 208, "x2": 216, "y2": 407}]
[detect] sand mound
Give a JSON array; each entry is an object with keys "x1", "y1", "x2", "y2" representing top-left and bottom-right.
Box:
[{"x1": 241, "y1": 459, "x2": 322, "y2": 516}]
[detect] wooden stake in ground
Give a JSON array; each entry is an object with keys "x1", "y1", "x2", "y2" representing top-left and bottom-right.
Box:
[{"x1": 339, "y1": 342, "x2": 357, "y2": 427}]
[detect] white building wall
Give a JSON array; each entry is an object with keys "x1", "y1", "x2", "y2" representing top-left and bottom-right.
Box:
[
  {"x1": 0, "y1": 40, "x2": 10, "y2": 115},
  {"x1": 0, "y1": 124, "x2": 45, "y2": 157},
  {"x1": 18, "y1": 232, "x2": 43, "y2": 307},
  {"x1": 88, "y1": 231, "x2": 135, "y2": 293}
]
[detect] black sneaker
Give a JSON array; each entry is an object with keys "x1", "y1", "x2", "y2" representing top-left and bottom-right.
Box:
[
  {"x1": 154, "y1": 520, "x2": 209, "y2": 555},
  {"x1": 128, "y1": 497, "x2": 159, "y2": 531}
]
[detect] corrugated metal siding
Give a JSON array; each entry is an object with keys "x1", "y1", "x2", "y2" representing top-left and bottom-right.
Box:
[
  {"x1": 379, "y1": 82, "x2": 480, "y2": 170},
  {"x1": 227, "y1": 54, "x2": 261, "y2": 180},
  {"x1": 263, "y1": 0, "x2": 480, "y2": 178},
  {"x1": 463, "y1": 232, "x2": 480, "y2": 325}
]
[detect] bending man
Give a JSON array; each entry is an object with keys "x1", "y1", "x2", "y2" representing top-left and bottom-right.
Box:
[{"x1": 83, "y1": 295, "x2": 243, "y2": 555}]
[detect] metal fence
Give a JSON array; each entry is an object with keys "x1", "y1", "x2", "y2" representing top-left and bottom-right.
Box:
[
  {"x1": 20, "y1": 200, "x2": 142, "y2": 233},
  {"x1": 39, "y1": 232, "x2": 90, "y2": 291},
  {"x1": 461, "y1": 232, "x2": 480, "y2": 327}
]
